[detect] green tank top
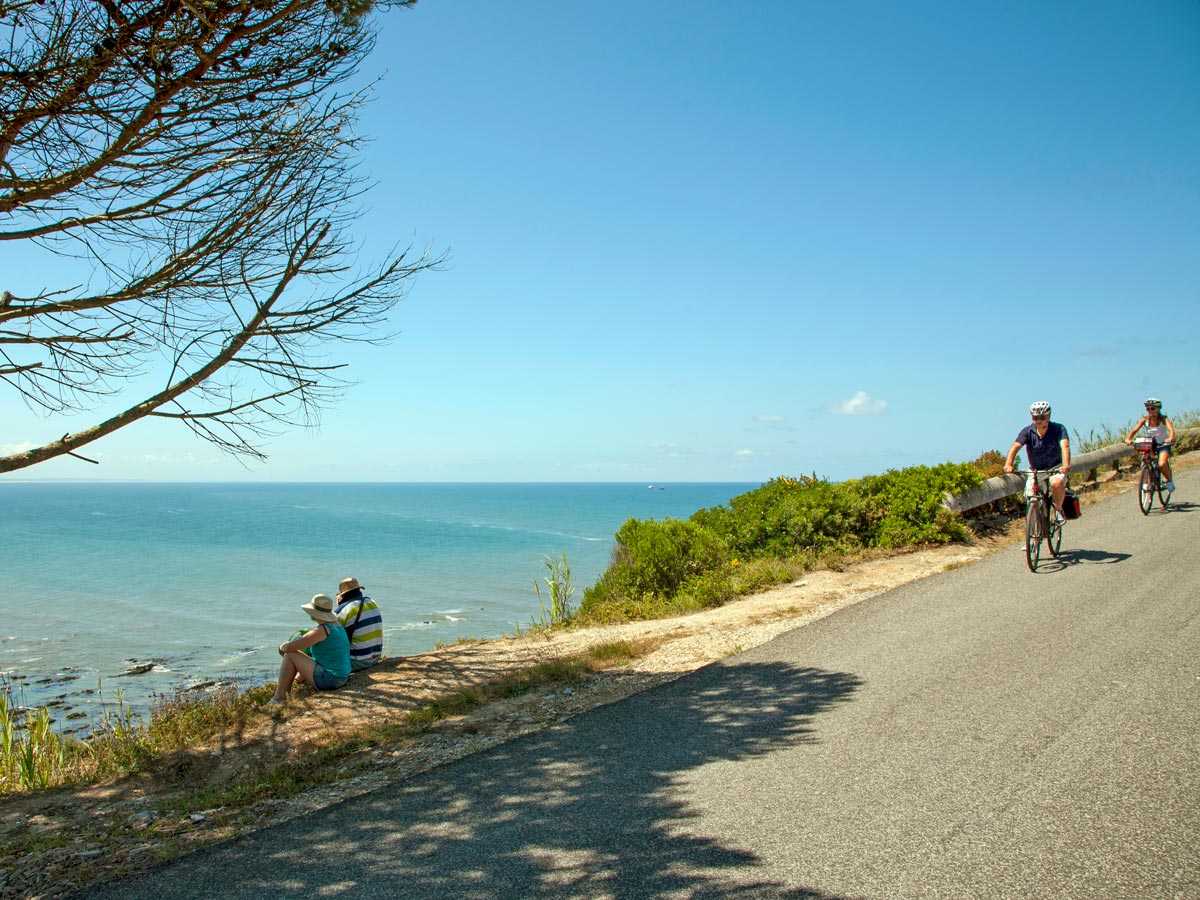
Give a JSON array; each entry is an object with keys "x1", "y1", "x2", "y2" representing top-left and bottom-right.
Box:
[{"x1": 309, "y1": 623, "x2": 351, "y2": 679}]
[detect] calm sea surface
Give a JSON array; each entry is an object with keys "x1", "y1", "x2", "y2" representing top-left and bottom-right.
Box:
[{"x1": 0, "y1": 481, "x2": 753, "y2": 731}]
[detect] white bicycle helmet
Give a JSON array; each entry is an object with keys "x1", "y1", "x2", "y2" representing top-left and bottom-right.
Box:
[
  {"x1": 1029, "y1": 401, "x2": 1051, "y2": 417},
  {"x1": 1144, "y1": 397, "x2": 1162, "y2": 409}
]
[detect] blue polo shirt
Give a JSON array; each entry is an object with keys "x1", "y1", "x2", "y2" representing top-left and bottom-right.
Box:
[{"x1": 1015, "y1": 421, "x2": 1068, "y2": 470}]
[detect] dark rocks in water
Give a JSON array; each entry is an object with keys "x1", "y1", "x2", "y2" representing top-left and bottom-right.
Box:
[
  {"x1": 118, "y1": 663, "x2": 157, "y2": 677},
  {"x1": 31, "y1": 673, "x2": 82, "y2": 687}
]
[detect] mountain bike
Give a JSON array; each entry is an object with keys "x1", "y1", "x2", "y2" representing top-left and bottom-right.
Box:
[
  {"x1": 1021, "y1": 468, "x2": 1062, "y2": 573},
  {"x1": 1133, "y1": 436, "x2": 1170, "y2": 515}
]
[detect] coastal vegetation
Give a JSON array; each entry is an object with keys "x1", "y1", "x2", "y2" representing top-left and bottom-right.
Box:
[
  {"x1": 531, "y1": 552, "x2": 577, "y2": 627},
  {"x1": 577, "y1": 462, "x2": 984, "y2": 624}
]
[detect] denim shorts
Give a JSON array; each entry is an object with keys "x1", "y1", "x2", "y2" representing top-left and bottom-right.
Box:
[
  {"x1": 1159, "y1": 443, "x2": 1173, "y2": 458},
  {"x1": 312, "y1": 663, "x2": 349, "y2": 691}
]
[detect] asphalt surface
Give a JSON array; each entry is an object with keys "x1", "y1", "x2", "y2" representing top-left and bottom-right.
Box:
[{"x1": 78, "y1": 469, "x2": 1200, "y2": 900}]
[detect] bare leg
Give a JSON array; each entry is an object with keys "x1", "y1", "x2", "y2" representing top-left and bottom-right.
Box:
[
  {"x1": 1159, "y1": 451, "x2": 1173, "y2": 485},
  {"x1": 272, "y1": 652, "x2": 318, "y2": 702},
  {"x1": 1050, "y1": 474, "x2": 1066, "y2": 512}
]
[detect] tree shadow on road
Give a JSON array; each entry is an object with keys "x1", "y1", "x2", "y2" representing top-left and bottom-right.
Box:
[{"x1": 84, "y1": 661, "x2": 867, "y2": 900}]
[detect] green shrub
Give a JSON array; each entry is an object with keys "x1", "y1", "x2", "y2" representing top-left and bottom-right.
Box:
[
  {"x1": 970, "y1": 449, "x2": 1008, "y2": 479},
  {"x1": 692, "y1": 475, "x2": 869, "y2": 559},
  {"x1": 578, "y1": 517, "x2": 727, "y2": 620},
  {"x1": 676, "y1": 567, "x2": 739, "y2": 610},
  {"x1": 729, "y1": 555, "x2": 810, "y2": 593},
  {"x1": 579, "y1": 462, "x2": 984, "y2": 624},
  {"x1": 850, "y1": 462, "x2": 980, "y2": 547}
]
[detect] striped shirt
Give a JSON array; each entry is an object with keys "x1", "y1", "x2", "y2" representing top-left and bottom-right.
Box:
[{"x1": 335, "y1": 592, "x2": 384, "y2": 671}]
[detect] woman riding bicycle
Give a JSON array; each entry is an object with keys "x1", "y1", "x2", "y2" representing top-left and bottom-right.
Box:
[
  {"x1": 1125, "y1": 397, "x2": 1175, "y2": 495},
  {"x1": 1004, "y1": 400, "x2": 1071, "y2": 523}
]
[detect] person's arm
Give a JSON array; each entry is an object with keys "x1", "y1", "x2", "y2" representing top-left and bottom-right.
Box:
[
  {"x1": 1059, "y1": 433, "x2": 1070, "y2": 474},
  {"x1": 278, "y1": 625, "x2": 325, "y2": 655},
  {"x1": 1126, "y1": 417, "x2": 1147, "y2": 443},
  {"x1": 1165, "y1": 416, "x2": 1176, "y2": 443},
  {"x1": 1003, "y1": 440, "x2": 1023, "y2": 473}
]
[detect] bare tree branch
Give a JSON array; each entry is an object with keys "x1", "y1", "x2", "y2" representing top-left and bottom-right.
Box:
[{"x1": 0, "y1": 0, "x2": 441, "y2": 474}]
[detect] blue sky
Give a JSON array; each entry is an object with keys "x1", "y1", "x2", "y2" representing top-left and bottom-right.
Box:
[{"x1": 3, "y1": 1, "x2": 1198, "y2": 483}]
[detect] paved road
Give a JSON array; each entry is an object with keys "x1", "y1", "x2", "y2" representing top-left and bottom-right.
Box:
[{"x1": 80, "y1": 470, "x2": 1200, "y2": 900}]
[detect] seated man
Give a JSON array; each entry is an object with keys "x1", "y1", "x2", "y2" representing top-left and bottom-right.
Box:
[{"x1": 333, "y1": 576, "x2": 384, "y2": 671}]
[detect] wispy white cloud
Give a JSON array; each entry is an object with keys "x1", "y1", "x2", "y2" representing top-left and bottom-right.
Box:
[
  {"x1": 754, "y1": 414, "x2": 785, "y2": 424},
  {"x1": 735, "y1": 449, "x2": 754, "y2": 456},
  {"x1": 0, "y1": 441, "x2": 36, "y2": 455},
  {"x1": 829, "y1": 391, "x2": 887, "y2": 416}
]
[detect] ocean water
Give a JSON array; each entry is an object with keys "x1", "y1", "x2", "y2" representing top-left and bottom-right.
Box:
[{"x1": 0, "y1": 481, "x2": 753, "y2": 732}]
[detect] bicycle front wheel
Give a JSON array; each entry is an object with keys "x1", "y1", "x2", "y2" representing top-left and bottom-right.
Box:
[
  {"x1": 1025, "y1": 502, "x2": 1042, "y2": 572},
  {"x1": 1139, "y1": 465, "x2": 1154, "y2": 515},
  {"x1": 1158, "y1": 469, "x2": 1171, "y2": 507},
  {"x1": 1047, "y1": 511, "x2": 1062, "y2": 558}
]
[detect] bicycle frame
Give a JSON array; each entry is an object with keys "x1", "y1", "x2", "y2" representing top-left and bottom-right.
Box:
[{"x1": 1021, "y1": 468, "x2": 1062, "y2": 572}]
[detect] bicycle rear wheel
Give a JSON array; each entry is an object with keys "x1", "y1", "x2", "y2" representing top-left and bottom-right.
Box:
[
  {"x1": 1025, "y1": 502, "x2": 1042, "y2": 572},
  {"x1": 1139, "y1": 464, "x2": 1154, "y2": 515}
]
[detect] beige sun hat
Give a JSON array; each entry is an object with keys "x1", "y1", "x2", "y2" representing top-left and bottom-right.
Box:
[
  {"x1": 301, "y1": 593, "x2": 338, "y2": 624},
  {"x1": 337, "y1": 577, "x2": 363, "y2": 597}
]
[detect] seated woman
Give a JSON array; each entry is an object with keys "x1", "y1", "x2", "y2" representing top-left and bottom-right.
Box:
[{"x1": 269, "y1": 593, "x2": 351, "y2": 704}]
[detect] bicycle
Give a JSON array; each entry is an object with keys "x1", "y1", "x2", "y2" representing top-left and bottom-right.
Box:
[
  {"x1": 1020, "y1": 468, "x2": 1063, "y2": 573},
  {"x1": 1132, "y1": 436, "x2": 1170, "y2": 515}
]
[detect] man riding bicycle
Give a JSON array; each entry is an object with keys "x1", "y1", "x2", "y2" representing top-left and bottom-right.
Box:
[
  {"x1": 1124, "y1": 397, "x2": 1176, "y2": 496},
  {"x1": 1004, "y1": 400, "x2": 1072, "y2": 524}
]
